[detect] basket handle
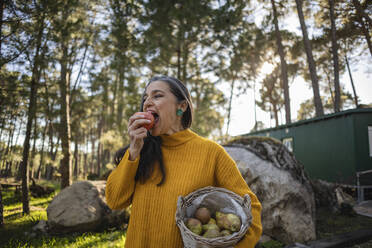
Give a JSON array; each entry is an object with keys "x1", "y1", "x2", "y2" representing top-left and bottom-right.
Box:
[
  {"x1": 243, "y1": 194, "x2": 251, "y2": 208},
  {"x1": 176, "y1": 196, "x2": 186, "y2": 225},
  {"x1": 177, "y1": 196, "x2": 185, "y2": 209}
]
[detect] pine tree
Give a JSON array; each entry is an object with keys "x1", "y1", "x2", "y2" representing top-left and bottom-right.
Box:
[
  {"x1": 295, "y1": 0, "x2": 324, "y2": 116},
  {"x1": 270, "y1": 0, "x2": 291, "y2": 123}
]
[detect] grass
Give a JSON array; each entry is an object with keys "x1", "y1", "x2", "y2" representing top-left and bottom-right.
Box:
[
  {"x1": 0, "y1": 180, "x2": 126, "y2": 248},
  {"x1": 2, "y1": 180, "x2": 372, "y2": 248}
]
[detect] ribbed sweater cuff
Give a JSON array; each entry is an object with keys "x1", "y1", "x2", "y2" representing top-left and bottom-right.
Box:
[{"x1": 117, "y1": 149, "x2": 140, "y2": 179}]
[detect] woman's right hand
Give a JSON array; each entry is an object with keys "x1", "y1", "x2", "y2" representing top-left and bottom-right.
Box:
[{"x1": 127, "y1": 113, "x2": 152, "y2": 160}]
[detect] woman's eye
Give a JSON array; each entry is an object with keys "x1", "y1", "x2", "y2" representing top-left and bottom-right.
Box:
[{"x1": 154, "y1": 94, "x2": 162, "y2": 98}]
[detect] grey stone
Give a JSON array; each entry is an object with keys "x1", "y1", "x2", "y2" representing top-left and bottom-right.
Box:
[
  {"x1": 45, "y1": 180, "x2": 128, "y2": 233},
  {"x1": 224, "y1": 136, "x2": 316, "y2": 244}
]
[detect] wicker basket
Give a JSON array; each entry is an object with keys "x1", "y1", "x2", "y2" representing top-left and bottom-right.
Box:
[{"x1": 175, "y1": 186, "x2": 252, "y2": 248}]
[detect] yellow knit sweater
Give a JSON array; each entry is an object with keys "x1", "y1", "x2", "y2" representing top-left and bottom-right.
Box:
[{"x1": 106, "y1": 129, "x2": 262, "y2": 248}]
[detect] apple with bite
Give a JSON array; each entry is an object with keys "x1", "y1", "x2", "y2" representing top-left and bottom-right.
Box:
[{"x1": 134, "y1": 112, "x2": 155, "y2": 130}]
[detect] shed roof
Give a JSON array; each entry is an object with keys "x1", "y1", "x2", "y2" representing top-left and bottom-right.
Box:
[{"x1": 247, "y1": 108, "x2": 372, "y2": 135}]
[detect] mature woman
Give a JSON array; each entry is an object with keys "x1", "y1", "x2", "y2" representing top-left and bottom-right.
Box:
[{"x1": 106, "y1": 75, "x2": 262, "y2": 247}]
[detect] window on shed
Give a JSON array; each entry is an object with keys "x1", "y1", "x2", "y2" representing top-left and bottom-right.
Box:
[
  {"x1": 368, "y1": 126, "x2": 372, "y2": 157},
  {"x1": 282, "y1": 137, "x2": 293, "y2": 152}
]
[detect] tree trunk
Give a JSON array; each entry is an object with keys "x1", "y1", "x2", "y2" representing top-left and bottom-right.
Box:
[
  {"x1": 36, "y1": 120, "x2": 48, "y2": 179},
  {"x1": 97, "y1": 120, "x2": 103, "y2": 177},
  {"x1": 78, "y1": 153, "x2": 81, "y2": 177},
  {"x1": 226, "y1": 76, "x2": 236, "y2": 136},
  {"x1": 359, "y1": 18, "x2": 372, "y2": 57},
  {"x1": 83, "y1": 152, "x2": 88, "y2": 179},
  {"x1": 329, "y1": 0, "x2": 341, "y2": 112},
  {"x1": 8, "y1": 118, "x2": 18, "y2": 177},
  {"x1": 273, "y1": 103, "x2": 279, "y2": 127},
  {"x1": 2, "y1": 118, "x2": 14, "y2": 170},
  {"x1": 59, "y1": 39, "x2": 72, "y2": 189},
  {"x1": 253, "y1": 80, "x2": 258, "y2": 131},
  {"x1": 345, "y1": 55, "x2": 359, "y2": 108},
  {"x1": 182, "y1": 43, "x2": 188, "y2": 83},
  {"x1": 352, "y1": 0, "x2": 372, "y2": 56},
  {"x1": 116, "y1": 69, "x2": 125, "y2": 132},
  {"x1": 30, "y1": 117, "x2": 38, "y2": 178},
  {"x1": 20, "y1": 66, "x2": 38, "y2": 215},
  {"x1": 352, "y1": 0, "x2": 372, "y2": 26},
  {"x1": 97, "y1": 141, "x2": 102, "y2": 177},
  {"x1": 0, "y1": 0, "x2": 4, "y2": 63},
  {"x1": 13, "y1": 116, "x2": 24, "y2": 153},
  {"x1": 58, "y1": 5, "x2": 73, "y2": 188},
  {"x1": 19, "y1": 5, "x2": 46, "y2": 214},
  {"x1": 0, "y1": 118, "x2": 5, "y2": 158},
  {"x1": 295, "y1": 0, "x2": 324, "y2": 116},
  {"x1": 177, "y1": 41, "x2": 181, "y2": 80},
  {"x1": 112, "y1": 74, "x2": 118, "y2": 119},
  {"x1": 326, "y1": 70, "x2": 335, "y2": 107},
  {"x1": 271, "y1": 0, "x2": 291, "y2": 124},
  {"x1": 48, "y1": 120, "x2": 54, "y2": 159},
  {"x1": 0, "y1": 185, "x2": 3, "y2": 227},
  {"x1": 73, "y1": 140, "x2": 78, "y2": 179},
  {"x1": 46, "y1": 135, "x2": 60, "y2": 180},
  {"x1": 91, "y1": 129, "x2": 95, "y2": 174}
]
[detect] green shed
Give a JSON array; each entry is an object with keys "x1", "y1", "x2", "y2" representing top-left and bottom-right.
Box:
[{"x1": 243, "y1": 108, "x2": 372, "y2": 185}]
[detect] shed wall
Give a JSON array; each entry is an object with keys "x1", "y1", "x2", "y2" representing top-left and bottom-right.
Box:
[{"x1": 249, "y1": 115, "x2": 357, "y2": 184}]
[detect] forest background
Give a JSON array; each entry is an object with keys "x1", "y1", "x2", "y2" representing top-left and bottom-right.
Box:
[{"x1": 0, "y1": 0, "x2": 371, "y2": 216}]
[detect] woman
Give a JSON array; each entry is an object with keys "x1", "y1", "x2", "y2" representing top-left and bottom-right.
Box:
[{"x1": 106, "y1": 75, "x2": 262, "y2": 247}]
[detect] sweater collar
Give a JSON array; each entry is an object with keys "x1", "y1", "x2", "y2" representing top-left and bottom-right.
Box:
[{"x1": 160, "y1": 128, "x2": 196, "y2": 147}]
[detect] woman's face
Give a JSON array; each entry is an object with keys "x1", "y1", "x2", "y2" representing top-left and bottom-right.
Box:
[{"x1": 143, "y1": 80, "x2": 186, "y2": 136}]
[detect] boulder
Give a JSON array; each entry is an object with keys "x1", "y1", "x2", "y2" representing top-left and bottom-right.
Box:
[
  {"x1": 224, "y1": 136, "x2": 316, "y2": 244},
  {"x1": 310, "y1": 179, "x2": 338, "y2": 210},
  {"x1": 44, "y1": 180, "x2": 129, "y2": 233},
  {"x1": 311, "y1": 179, "x2": 356, "y2": 215}
]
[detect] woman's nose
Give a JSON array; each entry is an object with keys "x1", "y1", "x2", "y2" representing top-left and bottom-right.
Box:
[{"x1": 143, "y1": 97, "x2": 153, "y2": 108}]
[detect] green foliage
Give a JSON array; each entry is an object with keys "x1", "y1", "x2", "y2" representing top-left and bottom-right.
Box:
[
  {"x1": 189, "y1": 77, "x2": 226, "y2": 137},
  {"x1": 1, "y1": 0, "x2": 370, "y2": 184},
  {"x1": 100, "y1": 130, "x2": 125, "y2": 152},
  {"x1": 297, "y1": 87, "x2": 355, "y2": 121},
  {"x1": 297, "y1": 98, "x2": 315, "y2": 120},
  {"x1": 259, "y1": 240, "x2": 285, "y2": 248},
  {"x1": 256, "y1": 65, "x2": 284, "y2": 126},
  {"x1": 250, "y1": 121, "x2": 266, "y2": 132},
  {"x1": 87, "y1": 173, "x2": 100, "y2": 180}
]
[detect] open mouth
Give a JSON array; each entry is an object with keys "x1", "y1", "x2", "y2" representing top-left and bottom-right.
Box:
[{"x1": 149, "y1": 111, "x2": 159, "y2": 125}]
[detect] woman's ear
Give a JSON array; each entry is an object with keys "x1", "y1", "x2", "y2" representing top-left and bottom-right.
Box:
[{"x1": 179, "y1": 101, "x2": 188, "y2": 112}]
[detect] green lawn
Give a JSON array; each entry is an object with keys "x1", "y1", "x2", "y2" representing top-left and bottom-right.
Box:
[
  {"x1": 2, "y1": 180, "x2": 372, "y2": 248},
  {"x1": 0, "y1": 180, "x2": 126, "y2": 248}
]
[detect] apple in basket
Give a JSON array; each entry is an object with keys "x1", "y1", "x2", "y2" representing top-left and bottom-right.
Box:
[
  {"x1": 185, "y1": 218, "x2": 202, "y2": 235},
  {"x1": 185, "y1": 207, "x2": 241, "y2": 238},
  {"x1": 216, "y1": 211, "x2": 241, "y2": 232}
]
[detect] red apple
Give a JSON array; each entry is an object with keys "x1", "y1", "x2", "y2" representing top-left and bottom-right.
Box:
[{"x1": 134, "y1": 112, "x2": 155, "y2": 130}]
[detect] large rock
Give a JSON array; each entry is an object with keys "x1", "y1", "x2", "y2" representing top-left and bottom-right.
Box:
[
  {"x1": 311, "y1": 179, "x2": 356, "y2": 215},
  {"x1": 224, "y1": 136, "x2": 316, "y2": 244},
  {"x1": 45, "y1": 180, "x2": 129, "y2": 233}
]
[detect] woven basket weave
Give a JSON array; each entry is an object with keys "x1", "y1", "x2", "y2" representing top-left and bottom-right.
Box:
[{"x1": 175, "y1": 186, "x2": 252, "y2": 248}]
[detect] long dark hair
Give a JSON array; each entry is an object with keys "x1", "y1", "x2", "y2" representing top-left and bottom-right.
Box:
[{"x1": 114, "y1": 76, "x2": 193, "y2": 186}]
